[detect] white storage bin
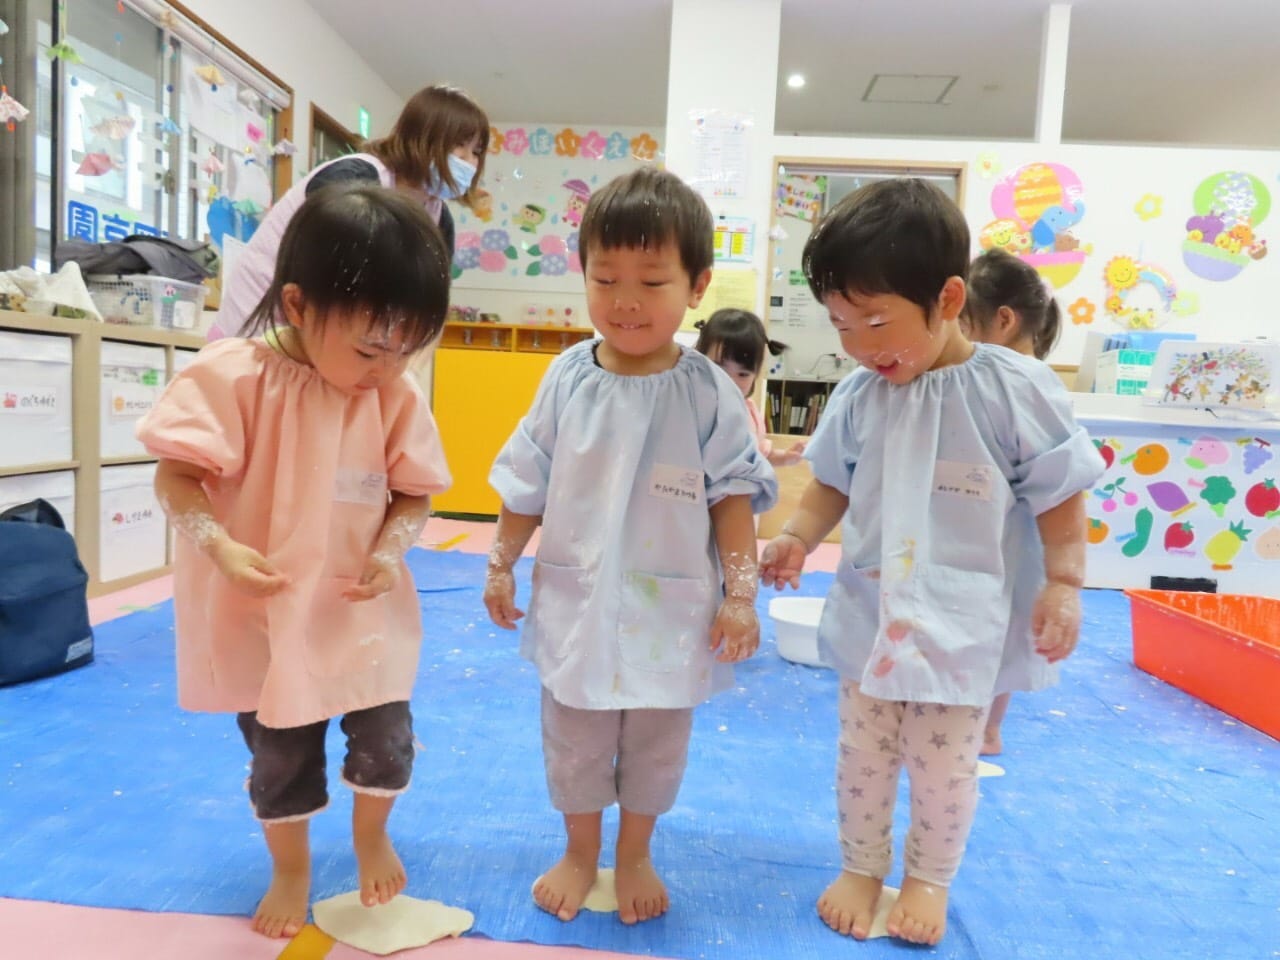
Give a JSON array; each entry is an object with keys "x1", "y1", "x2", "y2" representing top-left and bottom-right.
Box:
[
  {"x1": 86, "y1": 274, "x2": 208, "y2": 329},
  {"x1": 172, "y1": 348, "x2": 199, "y2": 377},
  {"x1": 0, "y1": 330, "x2": 73, "y2": 469},
  {"x1": 0, "y1": 470, "x2": 77, "y2": 534},
  {"x1": 768, "y1": 596, "x2": 828, "y2": 668},
  {"x1": 100, "y1": 340, "x2": 165, "y2": 459},
  {"x1": 100, "y1": 463, "x2": 167, "y2": 582}
]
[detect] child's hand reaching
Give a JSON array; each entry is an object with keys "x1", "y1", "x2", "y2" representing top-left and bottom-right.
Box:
[
  {"x1": 769, "y1": 440, "x2": 807, "y2": 468},
  {"x1": 484, "y1": 566, "x2": 525, "y2": 630},
  {"x1": 208, "y1": 538, "x2": 291, "y2": 597},
  {"x1": 343, "y1": 551, "x2": 401, "y2": 601},
  {"x1": 710, "y1": 596, "x2": 759, "y2": 663},
  {"x1": 1032, "y1": 580, "x2": 1081, "y2": 662},
  {"x1": 759, "y1": 533, "x2": 807, "y2": 590}
]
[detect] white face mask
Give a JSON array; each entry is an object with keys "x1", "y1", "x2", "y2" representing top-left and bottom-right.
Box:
[{"x1": 427, "y1": 154, "x2": 477, "y2": 200}]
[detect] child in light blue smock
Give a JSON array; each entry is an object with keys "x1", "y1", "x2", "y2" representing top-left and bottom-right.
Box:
[
  {"x1": 484, "y1": 167, "x2": 777, "y2": 927},
  {"x1": 761, "y1": 179, "x2": 1104, "y2": 947}
]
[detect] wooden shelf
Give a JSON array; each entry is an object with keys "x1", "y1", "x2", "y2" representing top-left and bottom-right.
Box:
[
  {"x1": 438, "y1": 321, "x2": 594, "y2": 354},
  {"x1": 1, "y1": 309, "x2": 202, "y2": 594}
]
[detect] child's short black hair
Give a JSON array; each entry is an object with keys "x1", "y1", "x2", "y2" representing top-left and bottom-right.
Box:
[
  {"x1": 694, "y1": 308, "x2": 786, "y2": 377},
  {"x1": 803, "y1": 178, "x2": 969, "y2": 315},
  {"x1": 242, "y1": 184, "x2": 451, "y2": 353},
  {"x1": 967, "y1": 248, "x2": 1062, "y2": 359},
  {"x1": 578, "y1": 167, "x2": 714, "y2": 286}
]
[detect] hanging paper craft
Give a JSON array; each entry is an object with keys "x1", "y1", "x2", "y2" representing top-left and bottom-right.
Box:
[
  {"x1": 271, "y1": 138, "x2": 297, "y2": 156},
  {"x1": 194, "y1": 64, "x2": 226, "y2": 89},
  {"x1": 76, "y1": 152, "x2": 119, "y2": 176},
  {"x1": 91, "y1": 114, "x2": 136, "y2": 140},
  {"x1": 48, "y1": 41, "x2": 83, "y2": 64},
  {"x1": 156, "y1": 117, "x2": 182, "y2": 136},
  {"x1": 0, "y1": 86, "x2": 30, "y2": 131},
  {"x1": 237, "y1": 88, "x2": 260, "y2": 110},
  {"x1": 200, "y1": 152, "x2": 225, "y2": 176},
  {"x1": 245, "y1": 122, "x2": 264, "y2": 143}
]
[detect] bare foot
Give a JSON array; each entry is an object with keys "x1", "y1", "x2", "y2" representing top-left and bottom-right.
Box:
[
  {"x1": 614, "y1": 856, "x2": 669, "y2": 925},
  {"x1": 533, "y1": 851, "x2": 598, "y2": 922},
  {"x1": 981, "y1": 726, "x2": 1003, "y2": 756},
  {"x1": 354, "y1": 830, "x2": 407, "y2": 907},
  {"x1": 817, "y1": 871, "x2": 883, "y2": 939},
  {"x1": 252, "y1": 868, "x2": 309, "y2": 939},
  {"x1": 886, "y1": 875, "x2": 948, "y2": 945}
]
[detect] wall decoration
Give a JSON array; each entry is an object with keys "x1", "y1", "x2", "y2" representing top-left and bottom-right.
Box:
[
  {"x1": 0, "y1": 86, "x2": 28, "y2": 132},
  {"x1": 271, "y1": 138, "x2": 297, "y2": 157},
  {"x1": 775, "y1": 173, "x2": 826, "y2": 223},
  {"x1": 194, "y1": 64, "x2": 226, "y2": 91},
  {"x1": 75, "y1": 152, "x2": 118, "y2": 176},
  {"x1": 1068, "y1": 297, "x2": 1096, "y2": 325},
  {"x1": 1101, "y1": 255, "x2": 1178, "y2": 330},
  {"x1": 1254, "y1": 526, "x2": 1280, "y2": 560},
  {"x1": 1134, "y1": 194, "x2": 1163, "y2": 220},
  {"x1": 976, "y1": 152, "x2": 1001, "y2": 179},
  {"x1": 1182, "y1": 171, "x2": 1270, "y2": 281},
  {"x1": 1155, "y1": 344, "x2": 1276, "y2": 410},
  {"x1": 450, "y1": 124, "x2": 659, "y2": 293},
  {"x1": 981, "y1": 161, "x2": 1090, "y2": 289},
  {"x1": 1241, "y1": 437, "x2": 1274, "y2": 474}
]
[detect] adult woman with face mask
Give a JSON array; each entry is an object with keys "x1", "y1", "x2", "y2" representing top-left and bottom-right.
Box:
[{"x1": 209, "y1": 84, "x2": 489, "y2": 340}]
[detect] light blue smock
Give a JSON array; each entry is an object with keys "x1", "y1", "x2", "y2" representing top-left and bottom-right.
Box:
[
  {"x1": 490, "y1": 342, "x2": 778, "y2": 710},
  {"x1": 806, "y1": 343, "x2": 1105, "y2": 706}
]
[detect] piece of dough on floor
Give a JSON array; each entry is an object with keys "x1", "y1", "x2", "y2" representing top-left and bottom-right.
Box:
[
  {"x1": 530, "y1": 868, "x2": 619, "y2": 913},
  {"x1": 312, "y1": 891, "x2": 473, "y2": 955},
  {"x1": 978, "y1": 760, "x2": 1006, "y2": 778},
  {"x1": 866, "y1": 885, "x2": 899, "y2": 939}
]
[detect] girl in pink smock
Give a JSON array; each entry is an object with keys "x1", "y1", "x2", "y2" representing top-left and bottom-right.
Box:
[
  {"x1": 694, "y1": 308, "x2": 807, "y2": 467},
  {"x1": 138, "y1": 184, "x2": 452, "y2": 940}
]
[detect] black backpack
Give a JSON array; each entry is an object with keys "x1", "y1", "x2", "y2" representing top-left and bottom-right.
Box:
[{"x1": 0, "y1": 499, "x2": 95, "y2": 686}]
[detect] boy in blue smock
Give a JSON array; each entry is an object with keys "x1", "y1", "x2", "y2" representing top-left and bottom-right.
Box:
[
  {"x1": 484, "y1": 167, "x2": 777, "y2": 926},
  {"x1": 760, "y1": 179, "x2": 1104, "y2": 946}
]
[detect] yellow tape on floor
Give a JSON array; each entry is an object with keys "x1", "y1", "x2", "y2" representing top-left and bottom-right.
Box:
[
  {"x1": 276, "y1": 924, "x2": 335, "y2": 960},
  {"x1": 430, "y1": 533, "x2": 469, "y2": 551}
]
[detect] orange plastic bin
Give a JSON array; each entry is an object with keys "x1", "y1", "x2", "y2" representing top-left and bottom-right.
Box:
[{"x1": 1125, "y1": 590, "x2": 1280, "y2": 741}]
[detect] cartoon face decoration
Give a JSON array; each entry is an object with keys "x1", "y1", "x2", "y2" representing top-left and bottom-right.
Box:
[
  {"x1": 516, "y1": 204, "x2": 546, "y2": 233},
  {"x1": 564, "y1": 193, "x2": 588, "y2": 228},
  {"x1": 471, "y1": 189, "x2": 494, "y2": 223}
]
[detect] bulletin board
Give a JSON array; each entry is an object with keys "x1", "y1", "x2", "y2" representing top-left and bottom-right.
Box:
[{"x1": 447, "y1": 123, "x2": 663, "y2": 294}]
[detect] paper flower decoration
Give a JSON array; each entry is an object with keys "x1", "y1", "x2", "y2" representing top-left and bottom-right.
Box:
[
  {"x1": 0, "y1": 86, "x2": 29, "y2": 131},
  {"x1": 271, "y1": 138, "x2": 297, "y2": 157},
  {"x1": 1135, "y1": 193, "x2": 1163, "y2": 221},
  {"x1": 630, "y1": 132, "x2": 659, "y2": 162},
  {"x1": 91, "y1": 114, "x2": 136, "y2": 140},
  {"x1": 194, "y1": 64, "x2": 225, "y2": 89},
  {"x1": 76, "y1": 152, "x2": 119, "y2": 176},
  {"x1": 1172, "y1": 291, "x2": 1201, "y2": 316},
  {"x1": 1068, "y1": 297, "x2": 1096, "y2": 326},
  {"x1": 48, "y1": 41, "x2": 83, "y2": 64},
  {"x1": 200, "y1": 152, "x2": 226, "y2": 176},
  {"x1": 977, "y1": 151, "x2": 1001, "y2": 179}
]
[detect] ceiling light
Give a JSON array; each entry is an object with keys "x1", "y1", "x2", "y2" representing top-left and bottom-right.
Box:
[{"x1": 786, "y1": 73, "x2": 805, "y2": 89}]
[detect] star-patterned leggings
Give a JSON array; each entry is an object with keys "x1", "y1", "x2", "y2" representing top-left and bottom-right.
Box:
[{"x1": 836, "y1": 681, "x2": 988, "y2": 887}]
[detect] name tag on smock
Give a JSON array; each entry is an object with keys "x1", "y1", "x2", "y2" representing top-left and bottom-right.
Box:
[
  {"x1": 932, "y1": 461, "x2": 994, "y2": 502},
  {"x1": 334, "y1": 469, "x2": 388, "y2": 506},
  {"x1": 648, "y1": 463, "x2": 705, "y2": 506}
]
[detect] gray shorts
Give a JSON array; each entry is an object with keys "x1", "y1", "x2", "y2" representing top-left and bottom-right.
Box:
[
  {"x1": 540, "y1": 686, "x2": 694, "y2": 816},
  {"x1": 236, "y1": 701, "x2": 414, "y2": 822}
]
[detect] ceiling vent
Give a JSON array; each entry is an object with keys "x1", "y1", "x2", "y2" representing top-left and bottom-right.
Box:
[{"x1": 862, "y1": 74, "x2": 957, "y2": 105}]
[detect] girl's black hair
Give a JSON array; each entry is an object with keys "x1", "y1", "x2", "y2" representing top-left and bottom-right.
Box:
[
  {"x1": 693, "y1": 308, "x2": 786, "y2": 376},
  {"x1": 240, "y1": 183, "x2": 451, "y2": 353},
  {"x1": 966, "y1": 248, "x2": 1061, "y2": 359}
]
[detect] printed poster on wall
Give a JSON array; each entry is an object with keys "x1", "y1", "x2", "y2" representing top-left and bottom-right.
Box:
[{"x1": 688, "y1": 109, "x2": 751, "y2": 201}]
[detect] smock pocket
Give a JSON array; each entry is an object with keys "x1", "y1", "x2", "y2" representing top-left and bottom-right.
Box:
[
  {"x1": 617, "y1": 572, "x2": 716, "y2": 673},
  {"x1": 897, "y1": 563, "x2": 1008, "y2": 687},
  {"x1": 304, "y1": 578, "x2": 389, "y2": 678},
  {"x1": 527, "y1": 560, "x2": 590, "y2": 660}
]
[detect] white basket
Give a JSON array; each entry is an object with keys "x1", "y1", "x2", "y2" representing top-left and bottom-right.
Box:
[
  {"x1": 86, "y1": 274, "x2": 208, "y2": 330},
  {"x1": 768, "y1": 596, "x2": 828, "y2": 668}
]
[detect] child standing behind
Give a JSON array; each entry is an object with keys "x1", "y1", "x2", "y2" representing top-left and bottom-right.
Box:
[
  {"x1": 964, "y1": 248, "x2": 1064, "y2": 755},
  {"x1": 484, "y1": 168, "x2": 777, "y2": 926},
  {"x1": 694, "y1": 308, "x2": 807, "y2": 467},
  {"x1": 139, "y1": 185, "x2": 453, "y2": 939},
  {"x1": 760, "y1": 180, "x2": 1103, "y2": 946}
]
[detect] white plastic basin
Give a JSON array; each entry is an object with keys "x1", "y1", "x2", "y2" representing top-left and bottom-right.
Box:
[{"x1": 768, "y1": 596, "x2": 828, "y2": 668}]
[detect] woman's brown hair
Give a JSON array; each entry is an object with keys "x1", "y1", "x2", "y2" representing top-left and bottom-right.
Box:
[{"x1": 365, "y1": 84, "x2": 490, "y2": 207}]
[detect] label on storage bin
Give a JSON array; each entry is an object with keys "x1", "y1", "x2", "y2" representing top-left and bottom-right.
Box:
[
  {"x1": 1, "y1": 386, "x2": 61, "y2": 416},
  {"x1": 172, "y1": 300, "x2": 197, "y2": 330},
  {"x1": 65, "y1": 637, "x2": 93, "y2": 663},
  {"x1": 110, "y1": 383, "x2": 158, "y2": 418}
]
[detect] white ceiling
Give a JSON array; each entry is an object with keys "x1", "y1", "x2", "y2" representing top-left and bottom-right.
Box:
[{"x1": 305, "y1": 0, "x2": 1280, "y2": 149}]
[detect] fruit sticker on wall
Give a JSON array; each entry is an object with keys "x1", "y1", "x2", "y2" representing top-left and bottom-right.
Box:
[
  {"x1": 1093, "y1": 477, "x2": 1138, "y2": 512},
  {"x1": 1094, "y1": 438, "x2": 1117, "y2": 469},
  {"x1": 1204, "y1": 521, "x2": 1251, "y2": 570},
  {"x1": 980, "y1": 161, "x2": 1090, "y2": 289},
  {"x1": 1163, "y1": 520, "x2": 1196, "y2": 556},
  {"x1": 1182, "y1": 171, "x2": 1269, "y2": 282},
  {"x1": 1192, "y1": 475, "x2": 1237, "y2": 517},
  {"x1": 1254, "y1": 526, "x2": 1280, "y2": 561},
  {"x1": 1146, "y1": 480, "x2": 1197, "y2": 517},
  {"x1": 1120, "y1": 442, "x2": 1169, "y2": 475},
  {"x1": 1245, "y1": 479, "x2": 1280, "y2": 519},
  {"x1": 1118, "y1": 508, "x2": 1154, "y2": 557},
  {"x1": 1087, "y1": 517, "x2": 1110, "y2": 544},
  {"x1": 1240, "y1": 437, "x2": 1274, "y2": 475},
  {"x1": 1182, "y1": 435, "x2": 1231, "y2": 470}
]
